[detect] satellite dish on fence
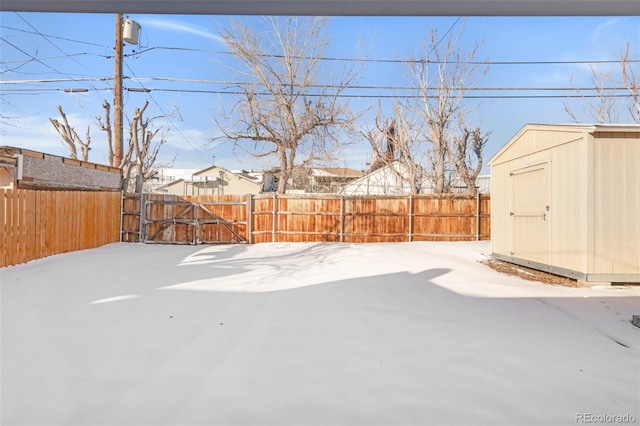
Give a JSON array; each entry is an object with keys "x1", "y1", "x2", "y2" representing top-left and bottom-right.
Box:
[{"x1": 123, "y1": 18, "x2": 141, "y2": 45}]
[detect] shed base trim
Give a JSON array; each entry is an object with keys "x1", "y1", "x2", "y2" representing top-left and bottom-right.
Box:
[{"x1": 490, "y1": 254, "x2": 640, "y2": 284}]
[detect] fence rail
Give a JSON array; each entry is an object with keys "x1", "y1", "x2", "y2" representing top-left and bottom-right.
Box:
[
  {"x1": 1, "y1": 189, "x2": 121, "y2": 267},
  {"x1": 3, "y1": 190, "x2": 489, "y2": 267},
  {"x1": 134, "y1": 193, "x2": 490, "y2": 245}
]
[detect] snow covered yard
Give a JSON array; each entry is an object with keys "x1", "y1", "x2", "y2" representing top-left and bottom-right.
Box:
[{"x1": 1, "y1": 241, "x2": 639, "y2": 426}]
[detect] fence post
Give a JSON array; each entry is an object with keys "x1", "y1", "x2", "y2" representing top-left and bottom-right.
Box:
[
  {"x1": 339, "y1": 195, "x2": 344, "y2": 243},
  {"x1": 119, "y1": 190, "x2": 124, "y2": 242},
  {"x1": 476, "y1": 192, "x2": 480, "y2": 241},
  {"x1": 194, "y1": 199, "x2": 199, "y2": 245},
  {"x1": 272, "y1": 193, "x2": 278, "y2": 243},
  {"x1": 138, "y1": 192, "x2": 146, "y2": 243},
  {"x1": 246, "y1": 194, "x2": 253, "y2": 244},
  {"x1": 408, "y1": 194, "x2": 413, "y2": 242}
]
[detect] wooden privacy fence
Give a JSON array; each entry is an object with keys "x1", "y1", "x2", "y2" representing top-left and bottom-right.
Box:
[
  {"x1": 3, "y1": 190, "x2": 489, "y2": 267},
  {"x1": 123, "y1": 193, "x2": 490, "y2": 244},
  {"x1": 1, "y1": 189, "x2": 121, "y2": 267}
]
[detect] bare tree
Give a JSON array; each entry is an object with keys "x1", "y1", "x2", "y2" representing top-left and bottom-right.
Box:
[
  {"x1": 215, "y1": 17, "x2": 361, "y2": 194},
  {"x1": 125, "y1": 101, "x2": 167, "y2": 193},
  {"x1": 96, "y1": 101, "x2": 117, "y2": 166},
  {"x1": 97, "y1": 100, "x2": 169, "y2": 192},
  {"x1": 565, "y1": 43, "x2": 640, "y2": 124},
  {"x1": 564, "y1": 65, "x2": 619, "y2": 124},
  {"x1": 49, "y1": 105, "x2": 91, "y2": 161},
  {"x1": 450, "y1": 125, "x2": 490, "y2": 195},
  {"x1": 364, "y1": 102, "x2": 429, "y2": 194},
  {"x1": 621, "y1": 42, "x2": 640, "y2": 123},
  {"x1": 401, "y1": 20, "x2": 489, "y2": 193},
  {"x1": 54, "y1": 99, "x2": 168, "y2": 192}
]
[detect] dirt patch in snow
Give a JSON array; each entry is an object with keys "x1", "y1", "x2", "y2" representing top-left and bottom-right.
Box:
[{"x1": 482, "y1": 259, "x2": 578, "y2": 287}]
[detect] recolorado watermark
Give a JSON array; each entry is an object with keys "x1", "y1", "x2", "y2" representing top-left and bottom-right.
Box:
[{"x1": 576, "y1": 413, "x2": 637, "y2": 423}]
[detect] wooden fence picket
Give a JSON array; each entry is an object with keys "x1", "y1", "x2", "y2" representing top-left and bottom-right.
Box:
[
  {"x1": 1, "y1": 189, "x2": 120, "y2": 268},
  {"x1": 129, "y1": 193, "x2": 490, "y2": 245},
  {"x1": 2, "y1": 190, "x2": 490, "y2": 268}
]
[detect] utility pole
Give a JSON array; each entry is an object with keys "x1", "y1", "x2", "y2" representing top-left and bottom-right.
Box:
[{"x1": 114, "y1": 13, "x2": 124, "y2": 168}]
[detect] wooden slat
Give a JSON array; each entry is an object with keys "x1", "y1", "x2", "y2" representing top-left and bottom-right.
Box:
[
  {"x1": 1, "y1": 189, "x2": 120, "y2": 268},
  {"x1": 0, "y1": 190, "x2": 5, "y2": 267},
  {"x1": 10, "y1": 189, "x2": 19, "y2": 265},
  {"x1": 2, "y1": 191, "x2": 491, "y2": 267}
]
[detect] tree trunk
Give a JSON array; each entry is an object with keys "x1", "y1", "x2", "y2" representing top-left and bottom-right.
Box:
[{"x1": 434, "y1": 147, "x2": 446, "y2": 193}]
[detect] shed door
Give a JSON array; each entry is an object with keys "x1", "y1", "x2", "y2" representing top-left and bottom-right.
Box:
[{"x1": 511, "y1": 164, "x2": 549, "y2": 264}]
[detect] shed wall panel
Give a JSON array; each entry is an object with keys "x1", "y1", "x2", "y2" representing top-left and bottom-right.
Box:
[
  {"x1": 547, "y1": 139, "x2": 589, "y2": 272},
  {"x1": 491, "y1": 128, "x2": 590, "y2": 273},
  {"x1": 593, "y1": 133, "x2": 640, "y2": 276},
  {"x1": 490, "y1": 162, "x2": 510, "y2": 256}
]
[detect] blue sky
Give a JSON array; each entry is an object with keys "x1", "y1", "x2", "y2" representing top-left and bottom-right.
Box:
[{"x1": 1, "y1": 13, "x2": 639, "y2": 173}]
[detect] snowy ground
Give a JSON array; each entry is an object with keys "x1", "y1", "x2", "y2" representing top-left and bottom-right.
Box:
[{"x1": 1, "y1": 241, "x2": 639, "y2": 426}]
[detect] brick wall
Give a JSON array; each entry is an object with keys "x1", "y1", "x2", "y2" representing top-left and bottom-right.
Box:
[{"x1": 1, "y1": 147, "x2": 121, "y2": 191}]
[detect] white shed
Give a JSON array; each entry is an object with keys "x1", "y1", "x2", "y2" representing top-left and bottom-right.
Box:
[{"x1": 489, "y1": 124, "x2": 640, "y2": 284}]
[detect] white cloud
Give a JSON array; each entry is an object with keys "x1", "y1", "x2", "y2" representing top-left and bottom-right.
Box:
[
  {"x1": 591, "y1": 18, "x2": 619, "y2": 45},
  {"x1": 3, "y1": 112, "x2": 115, "y2": 165},
  {"x1": 4, "y1": 116, "x2": 61, "y2": 153},
  {"x1": 139, "y1": 18, "x2": 224, "y2": 44}
]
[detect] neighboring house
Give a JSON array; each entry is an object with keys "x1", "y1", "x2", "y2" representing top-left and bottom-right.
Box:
[
  {"x1": 145, "y1": 168, "x2": 201, "y2": 193},
  {"x1": 339, "y1": 162, "x2": 425, "y2": 195},
  {"x1": 155, "y1": 168, "x2": 202, "y2": 184},
  {"x1": 309, "y1": 167, "x2": 366, "y2": 193},
  {"x1": 338, "y1": 161, "x2": 490, "y2": 196},
  {"x1": 262, "y1": 167, "x2": 366, "y2": 193},
  {"x1": 450, "y1": 175, "x2": 491, "y2": 194},
  {"x1": 156, "y1": 165, "x2": 262, "y2": 196},
  {"x1": 489, "y1": 123, "x2": 640, "y2": 284},
  {"x1": 0, "y1": 146, "x2": 121, "y2": 191}
]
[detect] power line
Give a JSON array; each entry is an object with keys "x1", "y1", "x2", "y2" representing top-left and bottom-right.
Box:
[
  {"x1": 123, "y1": 46, "x2": 208, "y2": 57},
  {"x1": 2, "y1": 76, "x2": 631, "y2": 94},
  {"x1": 1, "y1": 88, "x2": 111, "y2": 93},
  {"x1": 15, "y1": 13, "x2": 93, "y2": 71},
  {"x1": 5, "y1": 85, "x2": 632, "y2": 99},
  {"x1": 2, "y1": 16, "x2": 634, "y2": 66},
  {"x1": 1, "y1": 77, "x2": 114, "y2": 84},
  {"x1": 0, "y1": 24, "x2": 105, "y2": 47},
  {"x1": 126, "y1": 45, "x2": 637, "y2": 65},
  {"x1": 0, "y1": 53, "x2": 106, "y2": 65},
  {"x1": 123, "y1": 62, "x2": 211, "y2": 162},
  {"x1": 13, "y1": 12, "x2": 114, "y2": 107},
  {"x1": 0, "y1": 36, "x2": 67, "y2": 75},
  {"x1": 135, "y1": 88, "x2": 633, "y2": 99}
]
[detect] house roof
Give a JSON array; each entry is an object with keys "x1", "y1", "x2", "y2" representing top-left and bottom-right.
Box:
[
  {"x1": 193, "y1": 164, "x2": 229, "y2": 176},
  {"x1": 338, "y1": 161, "x2": 417, "y2": 195},
  {"x1": 156, "y1": 178, "x2": 185, "y2": 191},
  {"x1": 311, "y1": 167, "x2": 365, "y2": 178},
  {"x1": 190, "y1": 164, "x2": 261, "y2": 187},
  {"x1": 157, "y1": 164, "x2": 264, "y2": 191}
]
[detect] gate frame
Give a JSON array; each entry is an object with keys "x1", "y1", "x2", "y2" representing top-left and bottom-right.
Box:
[{"x1": 142, "y1": 196, "x2": 248, "y2": 245}]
